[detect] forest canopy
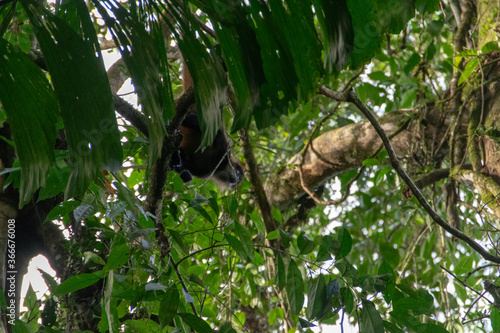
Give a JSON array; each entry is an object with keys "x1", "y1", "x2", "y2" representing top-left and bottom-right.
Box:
[{"x1": 0, "y1": 0, "x2": 500, "y2": 332}]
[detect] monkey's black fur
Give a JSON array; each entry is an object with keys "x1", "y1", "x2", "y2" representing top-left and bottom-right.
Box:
[{"x1": 170, "y1": 111, "x2": 243, "y2": 189}]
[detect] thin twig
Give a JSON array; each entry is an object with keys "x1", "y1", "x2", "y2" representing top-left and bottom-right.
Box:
[{"x1": 440, "y1": 265, "x2": 492, "y2": 304}]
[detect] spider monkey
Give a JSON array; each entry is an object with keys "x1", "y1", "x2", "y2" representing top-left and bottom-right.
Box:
[{"x1": 170, "y1": 61, "x2": 243, "y2": 189}]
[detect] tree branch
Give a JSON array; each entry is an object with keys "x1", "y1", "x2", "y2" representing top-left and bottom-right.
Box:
[
  {"x1": 320, "y1": 86, "x2": 500, "y2": 264},
  {"x1": 240, "y1": 128, "x2": 277, "y2": 233},
  {"x1": 142, "y1": 87, "x2": 194, "y2": 258}
]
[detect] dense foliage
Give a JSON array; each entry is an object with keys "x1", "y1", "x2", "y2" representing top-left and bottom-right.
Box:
[{"x1": 1, "y1": 0, "x2": 500, "y2": 333}]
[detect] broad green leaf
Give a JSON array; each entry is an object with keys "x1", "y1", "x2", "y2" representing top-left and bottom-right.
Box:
[
  {"x1": 219, "y1": 322, "x2": 236, "y2": 333},
  {"x1": 162, "y1": 2, "x2": 226, "y2": 147},
  {"x1": 268, "y1": 308, "x2": 278, "y2": 325},
  {"x1": 287, "y1": 259, "x2": 304, "y2": 315},
  {"x1": 378, "y1": 260, "x2": 396, "y2": 303},
  {"x1": 297, "y1": 232, "x2": 315, "y2": 255},
  {"x1": 208, "y1": 1, "x2": 265, "y2": 131},
  {"x1": 94, "y1": 0, "x2": 172, "y2": 160},
  {"x1": 234, "y1": 222, "x2": 254, "y2": 262},
  {"x1": 103, "y1": 270, "x2": 119, "y2": 333},
  {"x1": 362, "y1": 158, "x2": 380, "y2": 167},
  {"x1": 416, "y1": 323, "x2": 450, "y2": 333},
  {"x1": 84, "y1": 251, "x2": 106, "y2": 266},
  {"x1": 11, "y1": 320, "x2": 34, "y2": 333},
  {"x1": 317, "y1": 235, "x2": 333, "y2": 262},
  {"x1": 169, "y1": 229, "x2": 189, "y2": 254},
  {"x1": 225, "y1": 234, "x2": 249, "y2": 262},
  {"x1": 459, "y1": 57, "x2": 479, "y2": 85},
  {"x1": 266, "y1": 230, "x2": 280, "y2": 240},
  {"x1": 178, "y1": 313, "x2": 213, "y2": 333},
  {"x1": 327, "y1": 279, "x2": 340, "y2": 298},
  {"x1": 22, "y1": 0, "x2": 122, "y2": 198},
  {"x1": 389, "y1": 309, "x2": 421, "y2": 330},
  {"x1": 23, "y1": 285, "x2": 40, "y2": 330},
  {"x1": 376, "y1": 0, "x2": 415, "y2": 34},
  {"x1": 41, "y1": 298, "x2": 57, "y2": 327},
  {"x1": 279, "y1": 229, "x2": 293, "y2": 249},
  {"x1": 313, "y1": 0, "x2": 354, "y2": 73},
  {"x1": 361, "y1": 299, "x2": 384, "y2": 333},
  {"x1": 105, "y1": 236, "x2": 130, "y2": 271},
  {"x1": 345, "y1": 0, "x2": 382, "y2": 68},
  {"x1": 0, "y1": 38, "x2": 57, "y2": 207},
  {"x1": 276, "y1": 254, "x2": 286, "y2": 291},
  {"x1": 491, "y1": 307, "x2": 500, "y2": 332},
  {"x1": 38, "y1": 269, "x2": 59, "y2": 293},
  {"x1": 159, "y1": 287, "x2": 179, "y2": 329},
  {"x1": 403, "y1": 52, "x2": 421, "y2": 75},
  {"x1": 298, "y1": 317, "x2": 316, "y2": 328},
  {"x1": 55, "y1": 273, "x2": 102, "y2": 295},
  {"x1": 341, "y1": 287, "x2": 355, "y2": 313},
  {"x1": 333, "y1": 227, "x2": 352, "y2": 257},
  {"x1": 383, "y1": 320, "x2": 404, "y2": 333},
  {"x1": 271, "y1": 207, "x2": 283, "y2": 223},
  {"x1": 379, "y1": 243, "x2": 400, "y2": 268},
  {"x1": 307, "y1": 274, "x2": 329, "y2": 320},
  {"x1": 482, "y1": 41, "x2": 500, "y2": 54}
]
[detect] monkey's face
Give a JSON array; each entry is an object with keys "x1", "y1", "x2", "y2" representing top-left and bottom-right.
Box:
[{"x1": 213, "y1": 159, "x2": 244, "y2": 190}]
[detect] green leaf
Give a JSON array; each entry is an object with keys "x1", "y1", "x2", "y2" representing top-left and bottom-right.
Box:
[
  {"x1": 383, "y1": 320, "x2": 404, "y2": 333},
  {"x1": 168, "y1": 229, "x2": 189, "y2": 254},
  {"x1": 327, "y1": 279, "x2": 340, "y2": 298},
  {"x1": 41, "y1": 298, "x2": 57, "y2": 327},
  {"x1": 379, "y1": 243, "x2": 400, "y2": 267},
  {"x1": 38, "y1": 269, "x2": 59, "y2": 293},
  {"x1": 55, "y1": 273, "x2": 102, "y2": 295},
  {"x1": 83, "y1": 251, "x2": 107, "y2": 266},
  {"x1": 362, "y1": 158, "x2": 380, "y2": 167},
  {"x1": 287, "y1": 259, "x2": 304, "y2": 315},
  {"x1": 266, "y1": 230, "x2": 280, "y2": 240},
  {"x1": 23, "y1": 285, "x2": 40, "y2": 330},
  {"x1": 491, "y1": 307, "x2": 500, "y2": 332},
  {"x1": 279, "y1": 229, "x2": 293, "y2": 249},
  {"x1": 219, "y1": 322, "x2": 236, "y2": 333},
  {"x1": 341, "y1": 287, "x2": 355, "y2": 314},
  {"x1": 313, "y1": 0, "x2": 353, "y2": 72},
  {"x1": 105, "y1": 239, "x2": 130, "y2": 271},
  {"x1": 22, "y1": 0, "x2": 122, "y2": 198},
  {"x1": 209, "y1": 2, "x2": 265, "y2": 131},
  {"x1": 234, "y1": 222, "x2": 254, "y2": 262},
  {"x1": 271, "y1": 207, "x2": 283, "y2": 223},
  {"x1": 416, "y1": 323, "x2": 450, "y2": 333},
  {"x1": 0, "y1": 38, "x2": 57, "y2": 207},
  {"x1": 297, "y1": 232, "x2": 315, "y2": 254},
  {"x1": 94, "y1": 0, "x2": 173, "y2": 160},
  {"x1": 159, "y1": 287, "x2": 179, "y2": 329},
  {"x1": 458, "y1": 57, "x2": 479, "y2": 85},
  {"x1": 178, "y1": 313, "x2": 213, "y2": 333},
  {"x1": 316, "y1": 235, "x2": 333, "y2": 261},
  {"x1": 225, "y1": 234, "x2": 249, "y2": 262},
  {"x1": 482, "y1": 41, "x2": 500, "y2": 54},
  {"x1": 307, "y1": 274, "x2": 329, "y2": 320},
  {"x1": 360, "y1": 299, "x2": 384, "y2": 333},
  {"x1": 403, "y1": 52, "x2": 421, "y2": 75},
  {"x1": 333, "y1": 227, "x2": 352, "y2": 257},
  {"x1": 298, "y1": 317, "x2": 316, "y2": 328},
  {"x1": 276, "y1": 254, "x2": 286, "y2": 291},
  {"x1": 378, "y1": 260, "x2": 396, "y2": 303}
]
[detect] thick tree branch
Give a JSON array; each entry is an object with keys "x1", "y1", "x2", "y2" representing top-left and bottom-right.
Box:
[
  {"x1": 142, "y1": 87, "x2": 194, "y2": 258},
  {"x1": 265, "y1": 106, "x2": 417, "y2": 207},
  {"x1": 113, "y1": 95, "x2": 149, "y2": 137}
]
